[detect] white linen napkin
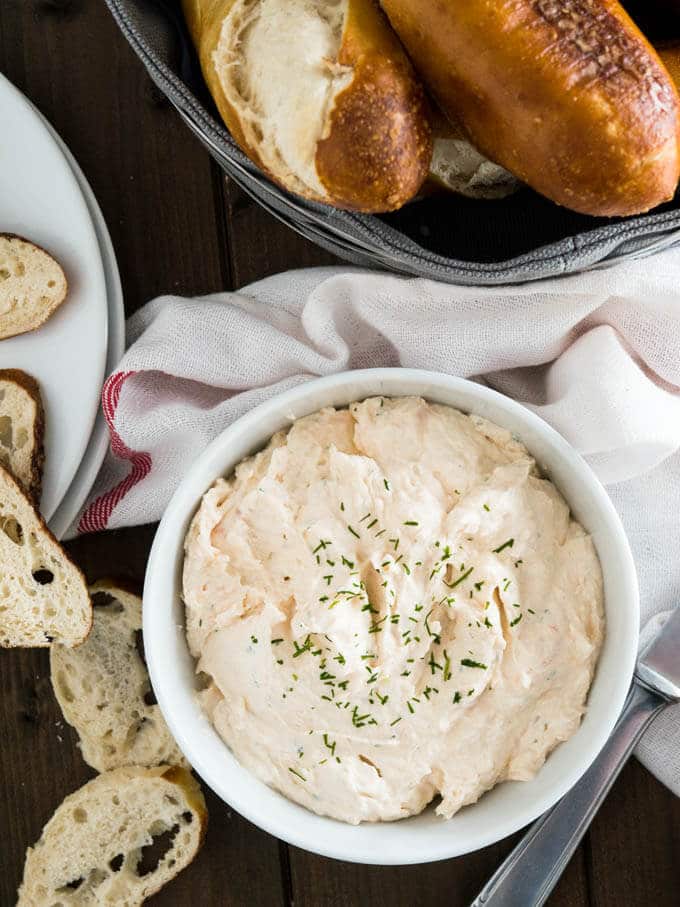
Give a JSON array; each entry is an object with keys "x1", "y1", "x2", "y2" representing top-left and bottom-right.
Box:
[{"x1": 75, "y1": 256, "x2": 680, "y2": 799}]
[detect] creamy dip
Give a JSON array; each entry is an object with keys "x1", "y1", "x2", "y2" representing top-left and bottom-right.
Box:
[{"x1": 183, "y1": 397, "x2": 604, "y2": 824}]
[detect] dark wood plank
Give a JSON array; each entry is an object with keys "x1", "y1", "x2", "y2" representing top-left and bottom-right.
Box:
[
  {"x1": 220, "y1": 178, "x2": 339, "y2": 289},
  {"x1": 587, "y1": 758, "x2": 680, "y2": 907},
  {"x1": 288, "y1": 823, "x2": 590, "y2": 907}
]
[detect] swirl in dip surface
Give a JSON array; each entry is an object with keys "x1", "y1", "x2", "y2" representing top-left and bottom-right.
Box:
[{"x1": 183, "y1": 397, "x2": 604, "y2": 824}]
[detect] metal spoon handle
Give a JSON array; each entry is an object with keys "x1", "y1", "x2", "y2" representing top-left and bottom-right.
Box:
[{"x1": 471, "y1": 683, "x2": 665, "y2": 907}]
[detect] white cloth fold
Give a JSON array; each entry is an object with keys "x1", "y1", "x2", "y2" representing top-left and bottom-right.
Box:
[{"x1": 76, "y1": 257, "x2": 680, "y2": 798}]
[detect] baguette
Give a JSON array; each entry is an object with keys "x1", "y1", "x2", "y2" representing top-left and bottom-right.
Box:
[
  {"x1": 0, "y1": 233, "x2": 67, "y2": 340},
  {"x1": 183, "y1": 0, "x2": 432, "y2": 212},
  {"x1": 0, "y1": 463, "x2": 91, "y2": 648},
  {"x1": 51, "y1": 580, "x2": 186, "y2": 772},
  {"x1": 0, "y1": 368, "x2": 45, "y2": 502},
  {"x1": 379, "y1": 0, "x2": 680, "y2": 216},
  {"x1": 17, "y1": 765, "x2": 207, "y2": 907}
]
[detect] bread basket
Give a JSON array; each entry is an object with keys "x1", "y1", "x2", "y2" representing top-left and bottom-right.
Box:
[{"x1": 105, "y1": 0, "x2": 680, "y2": 286}]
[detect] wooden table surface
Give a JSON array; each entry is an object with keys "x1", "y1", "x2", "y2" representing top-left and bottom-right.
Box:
[{"x1": 1, "y1": 3, "x2": 678, "y2": 905}]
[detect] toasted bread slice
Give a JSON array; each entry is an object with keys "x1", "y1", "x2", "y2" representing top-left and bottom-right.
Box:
[
  {"x1": 0, "y1": 368, "x2": 45, "y2": 501},
  {"x1": 17, "y1": 765, "x2": 207, "y2": 907},
  {"x1": 0, "y1": 233, "x2": 67, "y2": 340},
  {"x1": 0, "y1": 464, "x2": 91, "y2": 647},
  {"x1": 51, "y1": 580, "x2": 186, "y2": 772}
]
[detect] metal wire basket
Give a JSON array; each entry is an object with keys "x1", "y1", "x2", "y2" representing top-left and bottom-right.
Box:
[{"x1": 106, "y1": 0, "x2": 680, "y2": 285}]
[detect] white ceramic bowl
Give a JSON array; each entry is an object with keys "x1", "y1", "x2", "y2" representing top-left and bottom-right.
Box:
[{"x1": 144, "y1": 369, "x2": 639, "y2": 865}]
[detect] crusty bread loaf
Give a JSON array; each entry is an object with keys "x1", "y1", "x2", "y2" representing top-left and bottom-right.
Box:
[
  {"x1": 0, "y1": 234, "x2": 67, "y2": 340},
  {"x1": 0, "y1": 368, "x2": 45, "y2": 501},
  {"x1": 0, "y1": 464, "x2": 91, "y2": 648},
  {"x1": 51, "y1": 580, "x2": 186, "y2": 772},
  {"x1": 183, "y1": 0, "x2": 432, "y2": 212},
  {"x1": 379, "y1": 0, "x2": 680, "y2": 216},
  {"x1": 17, "y1": 765, "x2": 207, "y2": 907}
]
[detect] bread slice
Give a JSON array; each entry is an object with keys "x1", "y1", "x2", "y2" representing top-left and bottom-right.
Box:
[
  {"x1": 51, "y1": 580, "x2": 186, "y2": 772},
  {"x1": 0, "y1": 464, "x2": 91, "y2": 647},
  {"x1": 17, "y1": 765, "x2": 207, "y2": 907},
  {"x1": 0, "y1": 233, "x2": 68, "y2": 340},
  {"x1": 0, "y1": 368, "x2": 45, "y2": 501}
]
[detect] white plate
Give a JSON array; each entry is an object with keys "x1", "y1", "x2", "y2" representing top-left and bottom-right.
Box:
[
  {"x1": 34, "y1": 110, "x2": 125, "y2": 539},
  {"x1": 0, "y1": 74, "x2": 108, "y2": 521}
]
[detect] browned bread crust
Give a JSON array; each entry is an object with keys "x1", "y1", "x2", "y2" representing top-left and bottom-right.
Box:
[
  {"x1": 0, "y1": 367, "x2": 45, "y2": 502},
  {"x1": 380, "y1": 0, "x2": 680, "y2": 216},
  {"x1": 182, "y1": 0, "x2": 431, "y2": 212},
  {"x1": 314, "y1": 0, "x2": 432, "y2": 210}
]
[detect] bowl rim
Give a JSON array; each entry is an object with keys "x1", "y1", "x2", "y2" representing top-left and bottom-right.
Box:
[{"x1": 143, "y1": 368, "x2": 639, "y2": 864}]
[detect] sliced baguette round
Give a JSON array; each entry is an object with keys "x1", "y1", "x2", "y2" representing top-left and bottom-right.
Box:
[
  {"x1": 183, "y1": 0, "x2": 432, "y2": 212},
  {"x1": 0, "y1": 368, "x2": 45, "y2": 501},
  {"x1": 51, "y1": 579, "x2": 186, "y2": 772},
  {"x1": 17, "y1": 765, "x2": 207, "y2": 907},
  {"x1": 0, "y1": 463, "x2": 91, "y2": 648},
  {"x1": 0, "y1": 234, "x2": 67, "y2": 341}
]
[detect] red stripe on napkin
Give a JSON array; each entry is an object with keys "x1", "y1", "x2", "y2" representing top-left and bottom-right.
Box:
[{"x1": 78, "y1": 371, "x2": 152, "y2": 533}]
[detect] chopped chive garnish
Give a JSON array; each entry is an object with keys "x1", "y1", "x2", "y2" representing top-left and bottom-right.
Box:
[
  {"x1": 288, "y1": 767, "x2": 306, "y2": 781},
  {"x1": 366, "y1": 518, "x2": 378, "y2": 529},
  {"x1": 461, "y1": 658, "x2": 488, "y2": 669},
  {"x1": 271, "y1": 638, "x2": 283, "y2": 645},
  {"x1": 493, "y1": 538, "x2": 515, "y2": 554},
  {"x1": 453, "y1": 691, "x2": 462, "y2": 704},
  {"x1": 510, "y1": 614, "x2": 523, "y2": 627},
  {"x1": 293, "y1": 635, "x2": 312, "y2": 658},
  {"x1": 445, "y1": 566, "x2": 474, "y2": 588},
  {"x1": 390, "y1": 717, "x2": 402, "y2": 726},
  {"x1": 347, "y1": 525, "x2": 360, "y2": 538},
  {"x1": 404, "y1": 520, "x2": 419, "y2": 526},
  {"x1": 443, "y1": 649, "x2": 452, "y2": 681},
  {"x1": 384, "y1": 479, "x2": 390, "y2": 491},
  {"x1": 483, "y1": 504, "x2": 490, "y2": 512}
]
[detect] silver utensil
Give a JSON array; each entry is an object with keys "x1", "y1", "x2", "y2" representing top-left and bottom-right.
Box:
[{"x1": 472, "y1": 606, "x2": 680, "y2": 907}]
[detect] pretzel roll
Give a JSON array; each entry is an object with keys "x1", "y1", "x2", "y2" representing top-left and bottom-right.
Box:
[{"x1": 380, "y1": 0, "x2": 680, "y2": 216}]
